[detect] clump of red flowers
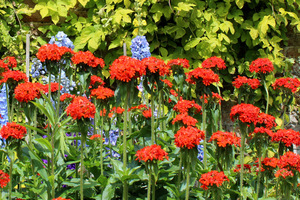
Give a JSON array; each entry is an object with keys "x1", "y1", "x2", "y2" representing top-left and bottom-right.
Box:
[
  {"x1": 52, "y1": 197, "x2": 72, "y2": 200},
  {"x1": 110, "y1": 56, "x2": 145, "y2": 82},
  {"x1": 275, "y1": 168, "x2": 294, "y2": 179},
  {"x1": 232, "y1": 75, "x2": 260, "y2": 90},
  {"x1": 186, "y1": 67, "x2": 220, "y2": 86},
  {"x1": 172, "y1": 113, "x2": 198, "y2": 126},
  {"x1": 142, "y1": 108, "x2": 152, "y2": 118},
  {"x1": 0, "y1": 170, "x2": 10, "y2": 188},
  {"x1": 202, "y1": 56, "x2": 226, "y2": 70},
  {"x1": 230, "y1": 103, "x2": 260, "y2": 124},
  {"x1": 90, "y1": 134, "x2": 104, "y2": 141},
  {"x1": 249, "y1": 58, "x2": 274, "y2": 74},
  {"x1": 272, "y1": 77, "x2": 300, "y2": 93},
  {"x1": 90, "y1": 75, "x2": 105, "y2": 88},
  {"x1": 233, "y1": 164, "x2": 252, "y2": 173},
  {"x1": 36, "y1": 44, "x2": 73, "y2": 62},
  {"x1": 249, "y1": 127, "x2": 274, "y2": 139},
  {"x1": 135, "y1": 144, "x2": 169, "y2": 162},
  {"x1": 200, "y1": 92, "x2": 223, "y2": 105},
  {"x1": 174, "y1": 126, "x2": 205, "y2": 149},
  {"x1": 167, "y1": 58, "x2": 190, "y2": 69},
  {"x1": 278, "y1": 151, "x2": 300, "y2": 172},
  {"x1": 110, "y1": 107, "x2": 125, "y2": 115},
  {"x1": 173, "y1": 99, "x2": 202, "y2": 114},
  {"x1": 66, "y1": 96, "x2": 96, "y2": 120},
  {"x1": 199, "y1": 170, "x2": 229, "y2": 190},
  {"x1": 0, "y1": 122, "x2": 27, "y2": 140},
  {"x1": 0, "y1": 60, "x2": 9, "y2": 73},
  {"x1": 90, "y1": 86, "x2": 114, "y2": 100},
  {"x1": 71, "y1": 51, "x2": 105, "y2": 68},
  {"x1": 160, "y1": 79, "x2": 173, "y2": 88},
  {"x1": 142, "y1": 57, "x2": 170, "y2": 76},
  {"x1": 42, "y1": 82, "x2": 63, "y2": 94},
  {"x1": 209, "y1": 131, "x2": 240, "y2": 147},
  {"x1": 3, "y1": 56, "x2": 17, "y2": 69},
  {"x1": 60, "y1": 93, "x2": 75, "y2": 102},
  {"x1": 14, "y1": 82, "x2": 43, "y2": 103},
  {"x1": 271, "y1": 129, "x2": 300, "y2": 147},
  {"x1": 254, "y1": 112, "x2": 277, "y2": 129},
  {"x1": 0, "y1": 70, "x2": 28, "y2": 85},
  {"x1": 258, "y1": 157, "x2": 278, "y2": 172}
]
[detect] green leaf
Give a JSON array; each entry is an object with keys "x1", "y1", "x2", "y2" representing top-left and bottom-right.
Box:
[
  {"x1": 249, "y1": 28, "x2": 258, "y2": 40},
  {"x1": 78, "y1": 0, "x2": 89, "y2": 7},
  {"x1": 175, "y1": 2, "x2": 195, "y2": 12},
  {"x1": 108, "y1": 38, "x2": 121, "y2": 50},
  {"x1": 34, "y1": 138, "x2": 53, "y2": 152},
  {"x1": 40, "y1": 7, "x2": 48, "y2": 18},
  {"x1": 102, "y1": 180, "x2": 115, "y2": 200},
  {"x1": 51, "y1": 13, "x2": 60, "y2": 24},
  {"x1": 175, "y1": 28, "x2": 186, "y2": 39},
  {"x1": 184, "y1": 37, "x2": 200, "y2": 51},
  {"x1": 159, "y1": 47, "x2": 168, "y2": 57},
  {"x1": 236, "y1": 0, "x2": 244, "y2": 9}
]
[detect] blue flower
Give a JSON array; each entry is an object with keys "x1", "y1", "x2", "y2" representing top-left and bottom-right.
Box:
[
  {"x1": 49, "y1": 31, "x2": 74, "y2": 50},
  {"x1": 130, "y1": 36, "x2": 151, "y2": 61},
  {"x1": 0, "y1": 84, "x2": 8, "y2": 127},
  {"x1": 197, "y1": 144, "x2": 204, "y2": 161}
]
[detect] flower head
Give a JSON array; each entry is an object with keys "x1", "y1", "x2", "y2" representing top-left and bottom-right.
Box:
[
  {"x1": 135, "y1": 144, "x2": 169, "y2": 162},
  {"x1": 173, "y1": 99, "x2": 202, "y2": 114},
  {"x1": 172, "y1": 113, "x2": 198, "y2": 126},
  {"x1": 36, "y1": 44, "x2": 73, "y2": 63},
  {"x1": 209, "y1": 131, "x2": 240, "y2": 147},
  {"x1": 0, "y1": 170, "x2": 9, "y2": 188},
  {"x1": 174, "y1": 126, "x2": 205, "y2": 149},
  {"x1": 278, "y1": 151, "x2": 300, "y2": 172},
  {"x1": 142, "y1": 57, "x2": 170, "y2": 76},
  {"x1": 230, "y1": 103, "x2": 260, "y2": 124},
  {"x1": 14, "y1": 82, "x2": 43, "y2": 103},
  {"x1": 71, "y1": 51, "x2": 105, "y2": 68},
  {"x1": 142, "y1": 108, "x2": 152, "y2": 118},
  {"x1": 259, "y1": 157, "x2": 279, "y2": 172},
  {"x1": 249, "y1": 58, "x2": 274, "y2": 74},
  {"x1": 90, "y1": 86, "x2": 114, "y2": 100},
  {"x1": 66, "y1": 96, "x2": 96, "y2": 120},
  {"x1": 199, "y1": 170, "x2": 229, "y2": 190},
  {"x1": 90, "y1": 134, "x2": 104, "y2": 141},
  {"x1": 3, "y1": 56, "x2": 17, "y2": 69},
  {"x1": 49, "y1": 31, "x2": 75, "y2": 49},
  {"x1": 233, "y1": 164, "x2": 252, "y2": 173},
  {"x1": 254, "y1": 112, "x2": 277, "y2": 129},
  {"x1": 130, "y1": 35, "x2": 151, "y2": 61},
  {"x1": 186, "y1": 67, "x2": 219, "y2": 86},
  {"x1": 232, "y1": 75, "x2": 260, "y2": 90},
  {"x1": 52, "y1": 197, "x2": 71, "y2": 200},
  {"x1": 42, "y1": 82, "x2": 63, "y2": 94},
  {"x1": 0, "y1": 60, "x2": 9, "y2": 73},
  {"x1": 272, "y1": 77, "x2": 300, "y2": 93},
  {"x1": 271, "y1": 129, "x2": 300, "y2": 147},
  {"x1": 167, "y1": 58, "x2": 190, "y2": 69},
  {"x1": 0, "y1": 70, "x2": 28, "y2": 86},
  {"x1": 200, "y1": 92, "x2": 223, "y2": 105},
  {"x1": 202, "y1": 56, "x2": 226, "y2": 70},
  {"x1": 0, "y1": 122, "x2": 27, "y2": 140},
  {"x1": 90, "y1": 75, "x2": 105, "y2": 88},
  {"x1": 160, "y1": 79, "x2": 173, "y2": 88},
  {"x1": 275, "y1": 168, "x2": 294, "y2": 179},
  {"x1": 249, "y1": 127, "x2": 274, "y2": 139},
  {"x1": 60, "y1": 93, "x2": 75, "y2": 102}
]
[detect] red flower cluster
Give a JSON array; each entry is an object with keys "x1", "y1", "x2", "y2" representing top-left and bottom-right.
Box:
[
  {"x1": 90, "y1": 134, "x2": 104, "y2": 141},
  {"x1": 42, "y1": 82, "x2": 63, "y2": 94},
  {"x1": 271, "y1": 129, "x2": 300, "y2": 147},
  {"x1": 167, "y1": 58, "x2": 190, "y2": 69},
  {"x1": 0, "y1": 60, "x2": 9, "y2": 73},
  {"x1": 14, "y1": 82, "x2": 43, "y2": 103},
  {"x1": 249, "y1": 127, "x2": 274, "y2": 139},
  {"x1": 3, "y1": 56, "x2": 17, "y2": 69},
  {"x1": 232, "y1": 75, "x2": 260, "y2": 90},
  {"x1": 272, "y1": 77, "x2": 300, "y2": 93},
  {"x1": 199, "y1": 170, "x2": 229, "y2": 190},
  {"x1": 186, "y1": 67, "x2": 219, "y2": 86},
  {"x1": 230, "y1": 103, "x2": 260, "y2": 124},
  {"x1": 0, "y1": 70, "x2": 28, "y2": 85},
  {"x1": 0, "y1": 122, "x2": 27, "y2": 140},
  {"x1": 142, "y1": 57, "x2": 170, "y2": 76},
  {"x1": 142, "y1": 108, "x2": 152, "y2": 118},
  {"x1": 209, "y1": 131, "x2": 240, "y2": 147},
  {"x1": 160, "y1": 79, "x2": 173, "y2": 88},
  {"x1": 201, "y1": 56, "x2": 226, "y2": 70},
  {"x1": 172, "y1": 113, "x2": 198, "y2": 126},
  {"x1": 174, "y1": 126, "x2": 205, "y2": 149},
  {"x1": 278, "y1": 151, "x2": 300, "y2": 172},
  {"x1": 60, "y1": 93, "x2": 75, "y2": 102},
  {"x1": 200, "y1": 92, "x2": 223, "y2": 105},
  {"x1": 135, "y1": 144, "x2": 169, "y2": 162},
  {"x1": 128, "y1": 104, "x2": 147, "y2": 112},
  {"x1": 0, "y1": 170, "x2": 10, "y2": 188},
  {"x1": 52, "y1": 198, "x2": 71, "y2": 200},
  {"x1": 90, "y1": 75, "x2": 105, "y2": 87},
  {"x1": 260, "y1": 157, "x2": 278, "y2": 172},
  {"x1": 233, "y1": 164, "x2": 252, "y2": 173},
  {"x1": 254, "y1": 112, "x2": 277, "y2": 129},
  {"x1": 66, "y1": 96, "x2": 96, "y2": 120},
  {"x1": 90, "y1": 86, "x2": 114, "y2": 100},
  {"x1": 110, "y1": 107, "x2": 125, "y2": 115},
  {"x1": 173, "y1": 99, "x2": 202, "y2": 114},
  {"x1": 275, "y1": 168, "x2": 294, "y2": 179},
  {"x1": 249, "y1": 58, "x2": 274, "y2": 74},
  {"x1": 110, "y1": 56, "x2": 145, "y2": 82},
  {"x1": 71, "y1": 51, "x2": 105, "y2": 68},
  {"x1": 36, "y1": 44, "x2": 74, "y2": 62}
]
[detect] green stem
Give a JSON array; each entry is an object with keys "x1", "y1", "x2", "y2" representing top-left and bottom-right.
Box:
[
  {"x1": 201, "y1": 93, "x2": 207, "y2": 169},
  {"x1": 240, "y1": 123, "x2": 246, "y2": 200},
  {"x1": 282, "y1": 104, "x2": 287, "y2": 129},
  {"x1": 256, "y1": 156, "x2": 262, "y2": 200},
  {"x1": 80, "y1": 133, "x2": 84, "y2": 200},
  {"x1": 147, "y1": 164, "x2": 151, "y2": 200},
  {"x1": 263, "y1": 80, "x2": 270, "y2": 114},
  {"x1": 151, "y1": 85, "x2": 155, "y2": 144},
  {"x1": 8, "y1": 154, "x2": 13, "y2": 200},
  {"x1": 55, "y1": 67, "x2": 62, "y2": 118},
  {"x1": 177, "y1": 152, "x2": 182, "y2": 187},
  {"x1": 100, "y1": 107, "x2": 104, "y2": 176},
  {"x1": 5, "y1": 84, "x2": 11, "y2": 122},
  {"x1": 123, "y1": 86, "x2": 130, "y2": 200},
  {"x1": 217, "y1": 86, "x2": 223, "y2": 131},
  {"x1": 185, "y1": 156, "x2": 190, "y2": 200},
  {"x1": 152, "y1": 170, "x2": 155, "y2": 200}
]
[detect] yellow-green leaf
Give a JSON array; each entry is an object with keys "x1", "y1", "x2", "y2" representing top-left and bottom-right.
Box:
[{"x1": 78, "y1": 0, "x2": 89, "y2": 7}]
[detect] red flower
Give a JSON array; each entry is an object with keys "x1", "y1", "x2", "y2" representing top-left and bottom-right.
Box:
[
  {"x1": 71, "y1": 51, "x2": 105, "y2": 68},
  {"x1": 278, "y1": 151, "x2": 300, "y2": 172},
  {"x1": 90, "y1": 75, "x2": 105, "y2": 87},
  {"x1": 110, "y1": 107, "x2": 125, "y2": 115},
  {"x1": 254, "y1": 112, "x2": 277, "y2": 129},
  {"x1": 271, "y1": 129, "x2": 300, "y2": 147},
  {"x1": 186, "y1": 67, "x2": 219, "y2": 86},
  {"x1": 142, "y1": 57, "x2": 170, "y2": 76},
  {"x1": 174, "y1": 126, "x2": 205, "y2": 149},
  {"x1": 160, "y1": 79, "x2": 173, "y2": 88},
  {"x1": 135, "y1": 144, "x2": 169, "y2": 162},
  {"x1": 233, "y1": 164, "x2": 252, "y2": 173},
  {"x1": 172, "y1": 113, "x2": 198, "y2": 126},
  {"x1": 202, "y1": 56, "x2": 226, "y2": 70},
  {"x1": 99, "y1": 108, "x2": 107, "y2": 117},
  {"x1": 128, "y1": 104, "x2": 147, "y2": 112},
  {"x1": 14, "y1": 82, "x2": 43, "y2": 103},
  {"x1": 272, "y1": 77, "x2": 300, "y2": 93},
  {"x1": 42, "y1": 82, "x2": 63, "y2": 94},
  {"x1": 167, "y1": 58, "x2": 190, "y2": 69},
  {"x1": 170, "y1": 89, "x2": 178, "y2": 97},
  {"x1": 142, "y1": 108, "x2": 152, "y2": 118},
  {"x1": 259, "y1": 157, "x2": 279, "y2": 172},
  {"x1": 52, "y1": 198, "x2": 71, "y2": 200},
  {"x1": 36, "y1": 44, "x2": 73, "y2": 62},
  {"x1": 232, "y1": 75, "x2": 260, "y2": 90},
  {"x1": 0, "y1": 122, "x2": 27, "y2": 140},
  {"x1": 0, "y1": 60, "x2": 9, "y2": 73},
  {"x1": 230, "y1": 103, "x2": 260, "y2": 124},
  {"x1": 0, "y1": 170, "x2": 10, "y2": 188},
  {"x1": 275, "y1": 168, "x2": 294, "y2": 179},
  {"x1": 3, "y1": 56, "x2": 17, "y2": 69},
  {"x1": 60, "y1": 93, "x2": 75, "y2": 102},
  {"x1": 173, "y1": 99, "x2": 202, "y2": 114},
  {"x1": 199, "y1": 170, "x2": 229, "y2": 190},
  {"x1": 90, "y1": 134, "x2": 104, "y2": 141},
  {"x1": 200, "y1": 92, "x2": 223, "y2": 105},
  {"x1": 249, "y1": 127, "x2": 274, "y2": 140},
  {"x1": 110, "y1": 56, "x2": 145, "y2": 82},
  {"x1": 249, "y1": 58, "x2": 274, "y2": 74},
  {"x1": 90, "y1": 86, "x2": 114, "y2": 100},
  {"x1": 0, "y1": 70, "x2": 28, "y2": 85},
  {"x1": 209, "y1": 131, "x2": 240, "y2": 147},
  {"x1": 66, "y1": 96, "x2": 96, "y2": 120}
]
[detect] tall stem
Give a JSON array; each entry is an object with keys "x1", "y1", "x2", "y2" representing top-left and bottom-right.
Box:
[
  {"x1": 263, "y1": 80, "x2": 269, "y2": 114},
  {"x1": 147, "y1": 164, "x2": 151, "y2": 200},
  {"x1": 151, "y1": 85, "x2": 155, "y2": 144},
  {"x1": 217, "y1": 86, "x2": 223, "y2": 131},
  {"x1": 100, "y1": 106, "x2": 104, "y2": 176},
  {"x1": 201, "y1": 93, "x2": 207, "y2": 169},
  {"x1": 8, "y1": 153, "x2": 13, "y2": 200},
  {"x1": 185, "y1": 155, "x2": 190, "y2": 200},
  {"x1": 123, "y1": 86, "x2": 130, "y2": 200},
  {"x1": 80, "y1": 132, "x2": 84, "y2": 200},
  {"x1": 177, "y1": 152, "x2": 182, "y2": 187},
  {"x1": 239, "y1": 123, "x2": 246, "y2": 200},
  {"x1": 256, "y1": 156, "x2": 262, "y2": 200}
]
